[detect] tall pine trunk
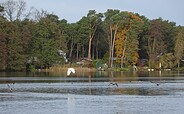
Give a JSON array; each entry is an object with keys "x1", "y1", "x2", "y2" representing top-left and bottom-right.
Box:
[
  {"x1": 88, "y1": 37, "x2": 92, "y2": 59},
  {"x1": 110, "y1": 25, "x2": 118, "y2": 68}
]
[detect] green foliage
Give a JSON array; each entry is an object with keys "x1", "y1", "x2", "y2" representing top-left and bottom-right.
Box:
[
  {"x1": 145, "y1": 18, "x2": 177, "y2": 68},
  {"x1": 116, "y1": 68, "x2": 129, "y2": 71},
  {"x1": 115, "y1": 12, "x2": 144, "y2": 67},
  {"x1": 160, "y1": 53, "x2": 176, "y2": 69},
  {"x1": 30, "y1": 15, "x2": 63, "y2": 68},
  {"x1": 3, "y1": 21, "x2": 26, "y2": 71},
  {"x1": 102, "y1": 52, "x2": 109, "y2": 64},
  {"x1": 0, "y1": 1, "x2": 182, "y2": 71},
  {"x1": 0, "y1": 17, "x2": 7, "y2": 70},
  {"x1": 92, "y1": 59, "x2": 104, "y2": 68},
  {"x1": 174, "y1": 27, "x2": 184, "y2": 68},
  {"x1": 29, "y1": 64, "x2": 35, "y2": 72},
  {"x1": 0, "y1": 5, "x2": 4, "y2": 12}
]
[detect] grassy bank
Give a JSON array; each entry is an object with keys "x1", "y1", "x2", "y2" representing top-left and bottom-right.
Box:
[{"x1": 39, "y1": 66, "x2": 96, "y2": 73}]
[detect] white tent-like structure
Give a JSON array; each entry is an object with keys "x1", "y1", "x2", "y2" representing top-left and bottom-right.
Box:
[{"x1": 58, "y1": 50, "x2": 68, "y2": 62}]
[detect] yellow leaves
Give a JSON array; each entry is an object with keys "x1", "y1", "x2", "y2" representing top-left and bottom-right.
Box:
[
  {"x1": 132, "y1": 51, "x2": 139, "y2": 65},
  {"x1": 111, "y1": 23, "x2": 118, "y2": 30},
  {"x1": 114, "y1": 12, "x2": 143, "y2": 65},
  {"x1": 115, "y1": 28, "x2": 127, "y2": 64},
  {"x1": 128, "y1": 12, "x2": 144, "y2": 24}
]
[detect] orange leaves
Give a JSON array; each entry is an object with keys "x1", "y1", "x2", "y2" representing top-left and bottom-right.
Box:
[
  {"x1": 115, "y1": 28, "x2": 127, "y2": 64},
  {"x1": 128, "y1": 12, "x2": 143, "y2": 24},
  {"x1": 132, "y1": 51, "x2": 139, "y2": 65},
  {"x1": 114, "y1": 12, "x2": 143, "y2": 65}
]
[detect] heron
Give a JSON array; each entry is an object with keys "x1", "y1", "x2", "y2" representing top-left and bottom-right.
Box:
[{"x1": 67, "y1": 68, "x2": 75, "y2": 76}]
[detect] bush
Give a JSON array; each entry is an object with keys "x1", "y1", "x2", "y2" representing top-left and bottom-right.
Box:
[{"x1": 116, "y1": 68, "x2": 129, "y2": 71}]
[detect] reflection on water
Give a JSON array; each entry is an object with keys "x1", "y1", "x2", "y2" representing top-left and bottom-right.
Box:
[
  {"x1": 1, "y1": 82, "x2": 184, "y2": 96},
  {"x1": 1, "y1": 71, "x2": 184, "y2": 82},
  {"x1": 1, "y1": 71, "x2": 184, "y2": 96},
  {"x1": 0, "y1": 71, "x2": 184, "y2": 114},
  {"x1": 67, "y1": 94, "x2": 76, "y2": 114}
]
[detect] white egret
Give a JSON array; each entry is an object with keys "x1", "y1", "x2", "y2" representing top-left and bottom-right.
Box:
[{"x1": 67, "y1": 68, "x2": 75, "y2": 76}]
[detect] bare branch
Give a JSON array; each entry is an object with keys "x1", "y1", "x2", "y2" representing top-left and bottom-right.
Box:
[
  {"x1": 2, "y1": 0, "x2": 16, "y2": 21},
  {"x1": 16, "y1": 0, "x2": 26, "y2": 20}
]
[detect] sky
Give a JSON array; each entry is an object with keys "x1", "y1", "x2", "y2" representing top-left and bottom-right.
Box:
[{"x1": 2, "y1": 0, "x2": 184, "y2": 26}]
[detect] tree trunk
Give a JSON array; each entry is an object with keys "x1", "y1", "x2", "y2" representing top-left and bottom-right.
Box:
[
  {"x1": 92, "y1": 46, "x2": 95, "y2": 59},
  {"x1": 88, "y1": 25, "x2": 97, "y2": 59},
  {"x1": 110, "y1": 26, "x2": 118, "y2": 68},
  {"x1": 69, "y1": 39, "x2": 74, "y2": 61},
  {"x1": 109, "y1": 27, "x2": 113, "y2": 67},
  {"x1": 121, "y1": 35, "x2": 127, "y2": 68},
  {"x1": 108, "y1": 36, "x2": 112, "y2": 67},
  {"x1": 76, "y1": 44, "x2": 79, "y2": 61},
  {"x1": 177, "y1": 60, "x2": 180, "y2": 69},
  {"x1": 121, "y1": 47, "x2": 126, "y2": 68},
  {"x1": 96, "y1": 45, "x2": 98, "y2": 59},
  {"x1": 82, "y1": 46, "x2": 84, "y2": 58},
  {"x1": 88, "y1": 37, "x2": 92, "y2": 59}
]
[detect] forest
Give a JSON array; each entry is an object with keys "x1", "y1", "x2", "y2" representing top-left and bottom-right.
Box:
[{"x1": 0, "y1": 0, "x2": 184, "y2": 71}]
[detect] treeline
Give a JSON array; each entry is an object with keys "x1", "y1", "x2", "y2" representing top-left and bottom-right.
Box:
[{"x1": 0, "y1": 0, "x2": 184, "y2": 71}]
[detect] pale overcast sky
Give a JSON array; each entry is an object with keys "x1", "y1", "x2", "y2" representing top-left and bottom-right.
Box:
[{"x1": 2, "y1": 0, "x2": 184, "y2": 25}]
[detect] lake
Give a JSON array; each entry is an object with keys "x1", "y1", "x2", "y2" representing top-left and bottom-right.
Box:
[{"x1": 0, "y1": 70, "x2": 184, "y2": 114}]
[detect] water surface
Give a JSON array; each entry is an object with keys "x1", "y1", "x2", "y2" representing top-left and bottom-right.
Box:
[{"x1": 0, "y1": 71, "x2": 184, "y2": 114}]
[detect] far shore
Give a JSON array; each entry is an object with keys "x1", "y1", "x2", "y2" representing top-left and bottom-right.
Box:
[{"x1": 38, "y1": 66, "x2": 97, "y2": 73}]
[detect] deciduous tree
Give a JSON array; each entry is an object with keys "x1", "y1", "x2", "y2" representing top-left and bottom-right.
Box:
[{"x1": 174, "y1": 27, "x2": 184, "y2": 68}]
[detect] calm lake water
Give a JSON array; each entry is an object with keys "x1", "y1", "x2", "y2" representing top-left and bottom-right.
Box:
[{"x1": 0, "y1": 70, "x2": 184, "y2": 114}]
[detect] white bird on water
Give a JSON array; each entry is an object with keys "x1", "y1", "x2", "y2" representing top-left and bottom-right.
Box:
[{"x1": 67, "y1": 68, "x2": 75, "y2": 76}]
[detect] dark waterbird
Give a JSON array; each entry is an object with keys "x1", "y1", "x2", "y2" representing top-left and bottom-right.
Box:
[
  {"x1": 7, "y1": 83, "x2": 14, "y2": 92},
  {"x1": 150, "y1": 80, "x2": 165, "y2": 86},
  {"x1": 108, "y1": 82, "x2": 118, "y2": 87}
]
